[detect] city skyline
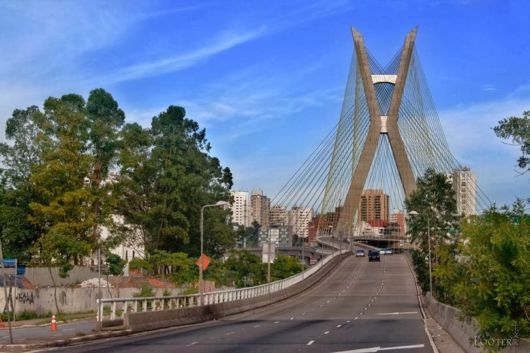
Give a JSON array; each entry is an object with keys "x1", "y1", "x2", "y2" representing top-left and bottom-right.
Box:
[{"x1": 0, "y1": 1, "x2": 528, "y2": 207}]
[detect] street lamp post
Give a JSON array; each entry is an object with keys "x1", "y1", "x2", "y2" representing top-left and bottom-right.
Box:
[
  {"x1": 408, "y1": 210, "x2": 433, "y2": 295},
  {"x1": 200, "y1": 201, "x2": 229, "y2": 305}
]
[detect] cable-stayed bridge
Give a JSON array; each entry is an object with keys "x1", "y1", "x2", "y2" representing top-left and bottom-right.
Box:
[{"x1": 272, "y1": 28, "x2": 491, "y2": 246}]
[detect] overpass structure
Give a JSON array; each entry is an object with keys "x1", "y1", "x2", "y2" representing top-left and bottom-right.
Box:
[{"x1": 56, "y1": 253, "x2": 437, "y2": 353}]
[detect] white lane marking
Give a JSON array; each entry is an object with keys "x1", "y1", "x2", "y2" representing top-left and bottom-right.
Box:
[
  {"x1": 332, "y1": 344, "x2": 424, "y2": 352},
  {"x1": 226, "y1": 331, "x2": 235, "y2": 336},
  {"x1": 346, "y1": 320, "x2": 351, "y2": 323},
  {"x1": 274, "y1": 321, "x2": 280, "y2": 324},
  {"x1": 253, "y1": 324, "x2": 261, "y2": 328},
  {"x1": 324, "y1": 330, "x2": 330, "y2": 335},
  {"x1": 354, "y1": 317, "x2": 358, "y2": 320},
  {"x1": 307, "y1": 340, "x2": 315, "y2": 346},
  {"x1": 290, "y1": 317, "x2": 295, "y2": 320},
  {"x1": 375, "y1": 311, "x2": 418, "y2": 315},
  {"x1": 336, "y1": 324, "x2": 342, "y2": 328},
  {"x1": 186, "y1": 341, "x2": 199, "y2": 347}
]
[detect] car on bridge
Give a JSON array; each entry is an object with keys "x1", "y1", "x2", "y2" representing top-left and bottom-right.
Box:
[
  {"x1": 355, "y1": 249, "x2": 365, "y2": 257},
  {"x1": 384, "y1": 248, "x2": 393, "y2": 255},
  {"x1": 368, "y1": 250, "x2": 380, "y2": 262}
]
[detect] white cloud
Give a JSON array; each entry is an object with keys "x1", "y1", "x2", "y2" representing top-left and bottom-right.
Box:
[
  {"x1": 439, "y1": 89, "x2": 530, "y2": 205},
  {"x1": 102, "y1": 27, "x2": 268, "y2": 84}
]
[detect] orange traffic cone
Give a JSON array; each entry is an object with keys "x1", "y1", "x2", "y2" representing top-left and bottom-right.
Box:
[{"x1": 50, "y1": 314, "x2": 57, "y2": 331}]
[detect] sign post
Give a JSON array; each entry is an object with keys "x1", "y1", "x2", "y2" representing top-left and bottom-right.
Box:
[{"x1": 0, "y1": 242, "x2": 14, "y2": 343}]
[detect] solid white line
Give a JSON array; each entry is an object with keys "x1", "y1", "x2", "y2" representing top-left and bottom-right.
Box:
[
  {"x1": 307, "y1": 340, "x2": 315, "y2": 345},
  {"x1": 375, "y1": 311, "x2": 417, "y2": 315},
  {"x1": 379, "y1": 345, "x2": 424, "y2": 351}
]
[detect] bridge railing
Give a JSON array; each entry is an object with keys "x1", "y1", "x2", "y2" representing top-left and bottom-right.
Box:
[{"x1": 96, "y1": 250, "x2": 348, "y2": 322}]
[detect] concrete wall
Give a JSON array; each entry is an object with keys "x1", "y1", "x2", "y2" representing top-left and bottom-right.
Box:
[
  {"x1": 24, "y1": 266, "x2": 100, "y2": 287},
  {"x1": 423, "y1": 294, "x2": 528, "y2": 353},
  {"x1": 0, "y1": 286, "x2": 187, "y2": 315},
  {"x1": 123, "y1": 253, "x2": 350, "y2": 332}
]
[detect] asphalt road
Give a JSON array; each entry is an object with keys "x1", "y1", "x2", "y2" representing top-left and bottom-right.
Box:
[{"x1": 40, "y1": 253, "x2": 434, "y2": 353}]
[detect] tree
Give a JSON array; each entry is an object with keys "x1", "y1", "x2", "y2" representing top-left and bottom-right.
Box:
[
  {"x1": 494, "y1": 111, "x2": 530, "y2": 174},
  {"x1": 116, "y1": 106, "x2": 233, "y2": 257},
  {"x1": 0, "y1": 106, "x2": 44, "y2": 261},
  {"x1": 85, "y1": 89, "x2": 125, "y2": 258},
  {"x1": 29, "y1": 94, "x2": 94, "y2": 274},
  {"x1": 453, "y1": 204, "x2": 529, "y2": 348},
  {"x1": 235, "y1": 221, "x2": 261, "y2": 248},
  {"x1": 105, "y1": 253, "x2": 126, "y2": 276},
  {"x1": 405, "y1": 168, "x2": 460, "y2": 294},
  {"x1": 224, "y1": 250, "x2": 266, "y2": 287},
  {"x1": 271, "y1": 255, "x2": 303, "y2": 280}
]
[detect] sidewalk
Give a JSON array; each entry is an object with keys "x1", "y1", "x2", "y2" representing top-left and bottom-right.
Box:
[{"x1": 0, "y1": 318, "x2": 98, "y2": 349}]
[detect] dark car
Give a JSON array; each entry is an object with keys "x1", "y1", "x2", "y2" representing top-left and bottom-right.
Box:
[{"x1": 368, "y1": 250, "x2": 380, "y2": 262}]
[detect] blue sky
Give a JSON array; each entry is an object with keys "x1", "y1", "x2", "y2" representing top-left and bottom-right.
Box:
[{"x1": 0, "y1": 0, "x2": 528, "y2": 206}]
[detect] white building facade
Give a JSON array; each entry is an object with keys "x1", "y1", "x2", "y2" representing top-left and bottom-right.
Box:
[
  {"x1": 288, "y1": 207, "x2": 313, "y2": 238},
  {"x1": 230, "y1": 191, "x2": 252, "y2": 227},
  {"x1": 448, "y1": 167, "x2": 477, "y2": 216}
]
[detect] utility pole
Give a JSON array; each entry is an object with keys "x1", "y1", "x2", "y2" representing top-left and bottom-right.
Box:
[
  {"x1": 267, "y1": 230, "x2": 272, "y2": 283},
  {"x1": 427, "y1": 215, "x2": 433, "y2": 295},
  {"x1": 0, "y1": 240, "x2": 14, "y2": 344}
]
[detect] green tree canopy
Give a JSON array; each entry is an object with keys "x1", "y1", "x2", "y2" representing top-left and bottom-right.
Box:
[
  {"x1": 454, "y1": 204, "x2": 529, "y2": 346},
  {"x1": 494, "y1": 111, "x2": 530, "y2": 174},
  {"x1": 117, "y1": 106, "x2": 233, "y2": 257}
]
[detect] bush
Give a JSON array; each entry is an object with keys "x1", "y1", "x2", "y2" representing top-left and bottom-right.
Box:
[
  {"x1": 454, "y1": 208, "x2": 529, "y2": 349},
  {"x1": 411, "y1": 249, "x2": 429, "y2": 294},
  {"x1": 133, "y1": 284, "x2": 155, "y2": 298}
]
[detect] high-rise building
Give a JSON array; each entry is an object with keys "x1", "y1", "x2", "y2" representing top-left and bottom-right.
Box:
[
  {"x1": 230, "y1": 191, "x2": 251, "y2": 227},
  {"x1": 390, "y1": 210, "x2": 406, "y2": 236},
  {"x1": 448, "y1": 167, "x2": 477, "y2": 216},
  {"x1": 359, "y1": 189, "x2": 389, "y2": 224},
  {"x1": 270, "y1": 205, "x2": 288, "y2": 227},
  {"x1": 288, "y1": 207, "x2": 313, "y2": 239},
  {"x1": 251, "y1": 189, "x2": 270, "y2": 230}
]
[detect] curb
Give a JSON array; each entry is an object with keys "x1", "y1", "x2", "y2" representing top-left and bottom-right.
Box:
[
  {"x1": 0, "y1": 329, "x2": 132, "y2": 351},
  {"x1": 404, "y1": 252, "x2": 440, "y2": 353}
]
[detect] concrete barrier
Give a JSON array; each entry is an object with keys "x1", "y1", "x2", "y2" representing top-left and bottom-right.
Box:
[
  {"x1": 423, "y1": 294, "x2": 528, "y2": 353},
  {"x1": 124, "y1": 252, "x2": 350, "y2": 332}
]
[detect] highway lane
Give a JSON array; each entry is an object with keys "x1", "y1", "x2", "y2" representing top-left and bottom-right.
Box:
[{"x1": 42, "y1": 253, "x2": 434, "y2": 353}]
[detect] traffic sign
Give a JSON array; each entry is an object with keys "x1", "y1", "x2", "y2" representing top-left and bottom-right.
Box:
[{"x1": 196, "y1": 254, "x2": 211, "y2": 271}]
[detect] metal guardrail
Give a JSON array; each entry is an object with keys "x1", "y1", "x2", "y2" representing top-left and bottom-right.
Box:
[{"x1": 96, "y1": 250, "x2": 348, "y2": 322}]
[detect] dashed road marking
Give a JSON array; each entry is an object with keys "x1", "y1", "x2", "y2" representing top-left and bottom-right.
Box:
[
  {"x1": 307, "y1": 340, "x2": 315, "y2": 345},
  {"x1": 336, "y1": 324, "x2": 342, "y2": 328},
  {"x1": 186, "y1": 341, "x2": 199, "y2": 347},
  {"x1": 324, "y1": 331, "x2": 330, "y2": 335}
]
